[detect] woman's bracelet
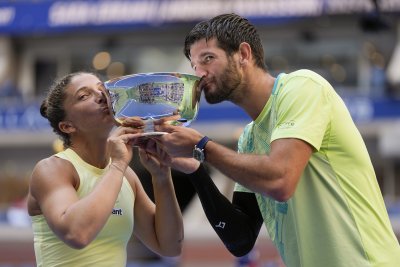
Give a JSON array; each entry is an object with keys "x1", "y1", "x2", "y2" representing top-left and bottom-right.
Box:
[{"x1": 110, "y1": 162, "x2": 126, "y2": 175}]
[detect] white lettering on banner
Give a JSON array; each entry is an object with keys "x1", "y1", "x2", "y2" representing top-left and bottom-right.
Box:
[
  {"x1": 0, "y1": 7, "x2": 15, "y2": 26},
  {"x1": 158, "y1": 0, "x2": 225, "y2": 22},
  {"x1": 235, "y1": 0, "x2": 321, "y2": 17},
  {"x1": 49, "y1": 2, "x2": 94, "y2": 26},
  {"x1": 96, "y1": 1, "x2": 158, "y2": 24},
  {"x1": 326, "y1": 0, "x2": 374, "y2": 14},
  {"x1": 48, "y1": 0, "x2": 159, "y2": 26},
  {"x1": 47, "y1": 0, "x2": 400, "y2": 27}
]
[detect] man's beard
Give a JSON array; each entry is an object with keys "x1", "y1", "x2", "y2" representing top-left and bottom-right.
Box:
[{"x1": 204, "y1": 59, "x2": 242, "y2": 104}]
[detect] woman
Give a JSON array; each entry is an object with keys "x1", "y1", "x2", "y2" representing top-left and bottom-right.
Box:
[{"x1": 27, "y1": 72, "x2": 183, "y2": 267}]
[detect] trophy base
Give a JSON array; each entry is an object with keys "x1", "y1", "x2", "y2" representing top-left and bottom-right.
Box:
[
  {"x1": 133, "y1": 131, "x2": 168, "y2": 147},
  {"x1": 141, "y1": 132, "x2": 168, "y2": 137}
]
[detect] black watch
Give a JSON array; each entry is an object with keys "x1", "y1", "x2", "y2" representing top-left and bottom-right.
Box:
[{"x1": 193, "y1": 136, "x2": 211, "y2": 163}]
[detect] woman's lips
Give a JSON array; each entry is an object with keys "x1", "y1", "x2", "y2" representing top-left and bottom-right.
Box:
[{"x1": 101, "y1": 105, "x2": 110, "y2": 115}]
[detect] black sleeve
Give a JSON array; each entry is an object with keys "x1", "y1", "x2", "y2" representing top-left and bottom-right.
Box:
[{"x1": 188, "y1": 164, "x2": 264, "y2": 257}]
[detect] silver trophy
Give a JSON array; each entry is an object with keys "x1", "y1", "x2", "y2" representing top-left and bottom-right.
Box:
[{"x1": 103, "y1": 72, "x2": 201, "y2": 136}]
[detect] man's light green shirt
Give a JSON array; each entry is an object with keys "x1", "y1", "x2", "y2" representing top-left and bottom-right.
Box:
[{"x1": 235, "y1": 70, "x2": 400, "y2": 267}]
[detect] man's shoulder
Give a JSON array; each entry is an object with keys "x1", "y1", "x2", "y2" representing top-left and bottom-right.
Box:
[
  {"x1": 285, "y1": 69, "x2": 329, "y2": 86},
  {"x1": 287, "y1": 68, "x2": 319, "y2": 77}
]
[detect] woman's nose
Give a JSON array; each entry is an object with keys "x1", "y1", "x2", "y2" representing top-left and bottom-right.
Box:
[{"x1": 96, "y1": 90, "x2": 106, "y2": 104}]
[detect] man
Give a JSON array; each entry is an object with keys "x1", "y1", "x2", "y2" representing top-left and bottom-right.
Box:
[{"x1": 154, "y1": 13, "x2": 400, "y2": 267}]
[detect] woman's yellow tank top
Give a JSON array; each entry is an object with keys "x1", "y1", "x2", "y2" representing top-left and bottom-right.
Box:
[{"x1": 31, "y1": 148, "x2": 134, "y2": 267}]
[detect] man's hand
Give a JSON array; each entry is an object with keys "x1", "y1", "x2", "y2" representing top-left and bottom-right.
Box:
[
  {"x1": 154, "y1": 123, "x2": 204, "y2": 158},
  {"x1": 170, "y1": 157, "x2": 200, "y2": 174}
]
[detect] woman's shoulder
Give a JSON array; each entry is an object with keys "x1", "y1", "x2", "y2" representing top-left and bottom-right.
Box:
[
  {"x1": 29, "y1": 156, "x2": 79, "y2": 215},
  {"x1": 31, "y1": 155, "x2": 77, "y2": 185},
  {"x1": 35, "y1": 155, "x2": 72, "y2": 171}
]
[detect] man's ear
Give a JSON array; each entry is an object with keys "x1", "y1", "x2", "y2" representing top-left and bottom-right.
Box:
[
  {"x1": 59, "y1": 121, "x2": 76, "y2": 134},
  {"x1": 238, "y1": 42, "x2": 252, "y2": 65}
]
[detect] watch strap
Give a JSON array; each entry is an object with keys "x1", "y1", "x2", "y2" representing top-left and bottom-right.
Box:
[
  {"x1": 193, "y1": 136, "x2": 211, "y2": 162},
  {"x1": 196, "y1": 136, "x2": 211, "y2": 150}
]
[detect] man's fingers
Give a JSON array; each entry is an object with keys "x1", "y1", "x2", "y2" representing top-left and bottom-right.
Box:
[
  {"x1": 153, "y1": 114, "x2": 181, "y2": 125},
  {"x1": 154, "y1": 123, "x2": 176, "y2": 133}
]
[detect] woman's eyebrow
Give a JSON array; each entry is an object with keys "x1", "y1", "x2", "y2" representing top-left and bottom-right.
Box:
[{"x1": 73, "y1": 86, "x2": 89, "y2": 97}]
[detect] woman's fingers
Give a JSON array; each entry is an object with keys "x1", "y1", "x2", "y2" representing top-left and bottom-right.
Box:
[
  {"x1": 116, "y1": 133, "x2": 147, "y2": 146},
  {"x1": 120, "y1": 116, "x2": 145, "y2": 128}
]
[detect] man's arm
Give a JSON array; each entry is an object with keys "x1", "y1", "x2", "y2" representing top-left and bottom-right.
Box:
[
  {"x1": 156, "y1": 125, "x2": 313, "y2": 202},
  {"x1": 205, "y1": 137, "x2": 312, "y2": 201},
  {"x1": 189, "y1": 164, "x2": 263, "y2": 257}
]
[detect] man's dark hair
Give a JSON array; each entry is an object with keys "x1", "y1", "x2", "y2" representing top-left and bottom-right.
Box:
[{"x1": 184, "y1": 13, "x2": 267, "y2": 71}]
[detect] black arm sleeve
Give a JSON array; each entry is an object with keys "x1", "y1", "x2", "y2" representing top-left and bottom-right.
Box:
[{"x1": 188, "y1": 164, "x2": 264, "y2": 257}]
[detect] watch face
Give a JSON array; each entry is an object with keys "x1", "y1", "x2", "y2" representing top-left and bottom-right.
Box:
[{"x1": 193, "y1": 147, "x2": 205, "y2": 162}]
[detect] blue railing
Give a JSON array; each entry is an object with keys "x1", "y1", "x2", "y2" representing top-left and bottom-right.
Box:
[{"x1": 1, "y1": 96, "x2": 400, "y2": 131}]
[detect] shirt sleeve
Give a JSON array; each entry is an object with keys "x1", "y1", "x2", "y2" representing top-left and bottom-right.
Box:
[{"x1": 271, "y1": 75, "x2": 332, "y2": 151}]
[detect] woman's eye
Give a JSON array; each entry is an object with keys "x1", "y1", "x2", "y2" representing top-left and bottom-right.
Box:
[{"x1": 78, "y1": 93, "x2": 89, "y2": 100}]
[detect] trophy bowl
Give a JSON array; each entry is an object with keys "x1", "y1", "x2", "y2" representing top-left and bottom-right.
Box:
[{"x1": 103, "y1": 72, "x2": 201, "y2": 135}]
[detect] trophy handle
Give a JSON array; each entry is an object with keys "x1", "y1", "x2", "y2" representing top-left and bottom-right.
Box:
[{"x1": 100, "y1": 82, "x2": 122, "y2": 126}]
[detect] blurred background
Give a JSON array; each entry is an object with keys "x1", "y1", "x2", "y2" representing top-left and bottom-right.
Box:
[{"x1": 0, "y1": 0, "x2": 399, "y2": 266}]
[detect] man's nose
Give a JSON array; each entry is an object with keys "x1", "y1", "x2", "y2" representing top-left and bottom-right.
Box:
[{"x1": 195, "y1": 66, "x2": 208, "y2": 78}]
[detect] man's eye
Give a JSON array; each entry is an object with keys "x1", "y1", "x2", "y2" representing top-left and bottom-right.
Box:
[{"x1": 204, "y1": 56, "x2": 213, "y2": 62}]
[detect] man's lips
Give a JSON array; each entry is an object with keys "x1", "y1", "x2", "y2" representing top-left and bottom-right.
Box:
[{"x1": 199, "y1": 79, "x2": 210, "y2": 92}]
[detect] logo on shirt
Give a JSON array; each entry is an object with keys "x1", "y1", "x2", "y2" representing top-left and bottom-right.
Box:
[
  {"x1": 112, "y1": 208, "x2": 123, "y2": 216},
  {"x1": 215, "y1": 221, "x2": 226, "y2": 229},
  {"x1": 277, "y1": 120, "x2": 295, "y2": 129}
]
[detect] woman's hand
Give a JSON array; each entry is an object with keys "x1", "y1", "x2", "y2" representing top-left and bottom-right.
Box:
[
  {"x1": 107, "y1": 126, "x2": 143, "y2": 168},
  {"x1": 120, "y1": 116, "x2": 145, "y2": 129},
  {"x1": 138, "y1": 137, "x2": 201, "y2": 174},
  {"x1": 138, "y1": 138, "x2": 170, "y2": 178}
]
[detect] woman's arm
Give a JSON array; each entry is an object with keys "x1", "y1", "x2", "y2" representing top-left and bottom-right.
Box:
[
  {"x1": 129, "y1": 142, "x2": 183, "y2": 257},
  {"x1": 29, "y1": 127, "x2": 142, "y2": 249},
  {"x1": 29, "y1": 156, "x2": 126, "y2": 249}
]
